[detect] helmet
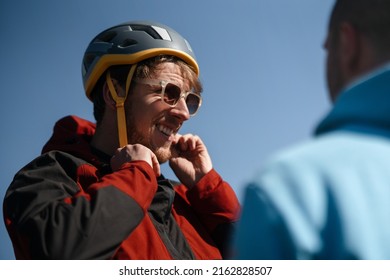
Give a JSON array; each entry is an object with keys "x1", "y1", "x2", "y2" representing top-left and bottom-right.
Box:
[{"x1": 82, "y1": 20, "x2": 199, "y2": 100}]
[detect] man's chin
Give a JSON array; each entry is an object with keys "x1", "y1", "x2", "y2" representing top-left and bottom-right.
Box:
[{"x1": 154, "y1": 146, "x2": 173, "y2": 163}]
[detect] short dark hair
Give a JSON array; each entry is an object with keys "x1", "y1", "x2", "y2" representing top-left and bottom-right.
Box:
[
  {"x1": 329, "y1": 0, "x2": 390, "y2": 55},
  {"x1": 90, "y1": 55, "x2": 202, "y2": 126}
]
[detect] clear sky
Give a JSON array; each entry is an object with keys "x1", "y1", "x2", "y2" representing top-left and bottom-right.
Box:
[{"x1": 1, "y1": 0, "x2": 334, "y2": 259}]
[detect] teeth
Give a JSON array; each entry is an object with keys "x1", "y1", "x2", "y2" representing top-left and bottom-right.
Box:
[{"x1": 158, "y1": 125, "x2": 174, "y2": 136}]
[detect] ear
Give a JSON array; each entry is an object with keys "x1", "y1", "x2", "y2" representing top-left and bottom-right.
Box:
[
  {"x1": 103, "y1": 82, "x2": 117, "y2": 110},
  {"x1": 339, "y1": 22, "x2": 360, "y2": 73}
]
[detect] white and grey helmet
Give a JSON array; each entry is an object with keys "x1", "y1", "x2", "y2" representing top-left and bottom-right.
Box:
[{"x1": 82, "y1": 20, "x2": 199, "y2": 100}]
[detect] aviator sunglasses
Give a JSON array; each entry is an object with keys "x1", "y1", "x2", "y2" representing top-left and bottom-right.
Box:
[{"x1": 134, "y1": 79, "x2": 202, "y2": 116}]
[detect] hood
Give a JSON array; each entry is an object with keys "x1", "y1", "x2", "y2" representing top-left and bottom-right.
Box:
[{"x1": 42, "y1": 115, "x2": 97, "y2": 162}]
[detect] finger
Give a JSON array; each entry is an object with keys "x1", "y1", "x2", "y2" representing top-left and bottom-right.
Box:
[
  {"x1": 171, "y1": 134, "x2": 182, "y2": 156},
  {"x1": 150, "y1": 152, "x2": 161, "y2": 176},
  {"x1": 178, "y1": 136, "x2": 188, "y2": 151},
  {"x1": 185, "y1": 135, "x2": 200, "y2": 151},
  {"x1": 170, "y1": 142, "x2": 180, "y2": 157},
  {"x1": 178, "y1": 134, "x2": 196, "y2": 150},
  {"x1": 190, "y1": 136, "x2": 199, "y2": 150},
  {"x1": 172, "y1": 133, "x2": 182, "y2": 144}
]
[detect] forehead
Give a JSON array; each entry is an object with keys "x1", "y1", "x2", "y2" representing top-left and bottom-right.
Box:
[{"x1": 149, "y1": 62, "x2": 192, "y2": 89}]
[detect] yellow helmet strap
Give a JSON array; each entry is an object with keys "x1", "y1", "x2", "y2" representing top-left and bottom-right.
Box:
[{"x1": 105, "y1": 64, "x2": 137, "y2": 148}]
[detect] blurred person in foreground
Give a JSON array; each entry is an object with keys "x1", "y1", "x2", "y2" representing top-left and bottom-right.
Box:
[
  {"x1": 3, "y1": 21, "x2": 240, "y2": 259},
  {"x1": 234, "y1": 0, "x2": 390, "y2": 259}
]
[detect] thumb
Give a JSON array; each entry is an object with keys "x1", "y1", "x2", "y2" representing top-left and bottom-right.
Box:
[{"x1": 151, "y1": 152, "x2": 161, "y2": 177}]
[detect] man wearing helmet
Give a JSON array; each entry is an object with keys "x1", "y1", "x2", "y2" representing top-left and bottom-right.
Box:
[{"x1": 4, "y1": 21, "x2": 240, "y2": 259}]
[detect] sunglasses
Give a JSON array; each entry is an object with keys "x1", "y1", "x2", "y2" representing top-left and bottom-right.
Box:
[{"x1": 134, "y1": 79, "x2": 202, "y2": 116}]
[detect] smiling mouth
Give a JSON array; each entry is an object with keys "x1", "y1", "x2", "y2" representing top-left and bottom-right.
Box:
[{"x1": 157, "y1": 124, "x2": 175, "y2": 137}]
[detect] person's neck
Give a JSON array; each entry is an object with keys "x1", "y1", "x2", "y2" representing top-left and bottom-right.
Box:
[
  {"x1": 91, "y1": 122, "x2": 119, "y2": 157},
  {"x1": 342, "y1": 60, "x2": 390, "y2": 95}
]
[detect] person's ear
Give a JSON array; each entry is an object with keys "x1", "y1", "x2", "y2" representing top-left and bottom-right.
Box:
[
  {"x1": 339, "y1": 22, "x2": 360, "y2": 72},
  {"x1": 103, "y1": 82, "x2": 117, "y2": 110},
  {"x1": 103, "y1": 79, "x2": 125, "y2": 109}
]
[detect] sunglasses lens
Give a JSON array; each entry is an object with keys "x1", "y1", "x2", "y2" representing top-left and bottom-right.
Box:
[
  {"x1": 162, "y1": 82, "x2": 200, "y2": 115},
  {"x1": 186, "y1": 94, "x2": 200, "y2": 115},
  {"x1": 163, "y1": 83, "x2": 181, "y2": 105}
]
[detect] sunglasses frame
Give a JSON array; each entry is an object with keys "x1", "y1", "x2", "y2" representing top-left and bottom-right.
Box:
[{"x1": 134, "y1": 79, "x2": 202, "y2": 116}]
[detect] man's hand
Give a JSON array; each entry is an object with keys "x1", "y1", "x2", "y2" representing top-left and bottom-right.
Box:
[
  {"x1": 111, "y1": 144, "x2": 161, "y2": 176},
  {"x1": 169, "y1": 134, "x2": 213, "y2": 189}
]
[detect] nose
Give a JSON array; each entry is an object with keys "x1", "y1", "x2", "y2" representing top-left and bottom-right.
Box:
[{"x1": 169, "y1": 97, "x2": 190, "y2": 121}]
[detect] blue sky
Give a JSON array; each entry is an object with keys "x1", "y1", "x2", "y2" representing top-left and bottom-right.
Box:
[{"x1": 1, "y1": 0, "x2": 334, "y2": 259}]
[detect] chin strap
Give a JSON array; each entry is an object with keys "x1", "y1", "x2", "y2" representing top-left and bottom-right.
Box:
[{"x1": 105, "y1": 64, "x2": 137, "y2": 148}]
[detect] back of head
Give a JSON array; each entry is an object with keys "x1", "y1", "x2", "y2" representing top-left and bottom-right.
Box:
[{"x1": 329, "y1": 0, "x2": 390, "y2": 60}]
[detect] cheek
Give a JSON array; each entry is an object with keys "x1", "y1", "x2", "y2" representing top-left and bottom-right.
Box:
[
  {"x1": 326, "y1": 54, "x2": 332, "y2": 86},
  {"x1": 127, "y1": 95, "x2": 149, "y2": 117},
  {"x1": 127, "y1": 98, "x2": 166, "y2": 127},
  {"x1": 326, "y1": 51, "x2": 342, "y2": 101}
]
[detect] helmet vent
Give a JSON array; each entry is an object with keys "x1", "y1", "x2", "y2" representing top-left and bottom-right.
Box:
[
  {"x1": 83, "y1": 54, "x2": 97, "y2": 73},
  {"x1": 130, "y1": 24, "x2": 165, "y2": 40},
  {"x1": 96, "y1": 31, "x2": 117, "y2": 43},
  {"x1": 118, "y1": 39, "x2": 138, "y2": 48}
]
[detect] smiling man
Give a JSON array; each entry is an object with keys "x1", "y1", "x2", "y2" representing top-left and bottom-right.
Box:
[{"x1": 3, "y1": 21, "x2": 240, "y2": 260}]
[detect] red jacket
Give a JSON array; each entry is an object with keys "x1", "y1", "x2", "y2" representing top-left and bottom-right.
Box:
[{"x1": 4, "y1": 115, "x2": 240, "y2": 259}]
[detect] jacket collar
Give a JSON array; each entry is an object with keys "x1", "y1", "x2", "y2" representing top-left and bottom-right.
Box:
[
  {"x1": 315, "y1": 67, "x2": 390, "y2": 138},
  {"x1": 41, "y1": 115, "x2": 106, "y2": 166}
]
